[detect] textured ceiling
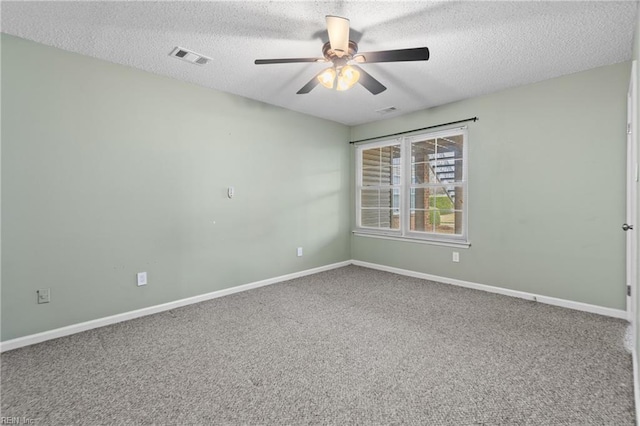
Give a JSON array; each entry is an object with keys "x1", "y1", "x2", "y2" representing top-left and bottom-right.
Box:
[{"x1": 1, "y1": 1, "x2": 638, "y2": 125}]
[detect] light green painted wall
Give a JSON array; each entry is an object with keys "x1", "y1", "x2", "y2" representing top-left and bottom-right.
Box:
[
  {"x1": 1, "y1": 34, "x2": 351, "y2": 341},
  {"x1": 1, "y1": 32, "x2": 633, "y2": 342},
  {"x1": 351, "y1": 62, "x2": 630, "y2": 310}
]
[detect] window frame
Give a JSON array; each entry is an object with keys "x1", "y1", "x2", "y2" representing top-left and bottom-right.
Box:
[
  {"x1": 355, "y1": 138, "x2": 404, "y2": 237},
  {"x1": 354, "y1": 127, "x2": 469, "y2": 246}
]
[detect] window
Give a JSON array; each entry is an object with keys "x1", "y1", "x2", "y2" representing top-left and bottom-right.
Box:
[{"x1": 355, "y1": 128, "x2": 468, "y2": 245}]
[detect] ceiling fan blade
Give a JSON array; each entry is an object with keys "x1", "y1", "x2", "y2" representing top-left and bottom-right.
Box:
[
  {"x1": 255, "y1": 58, "x2": 324, "y2": 65},
  {"x1": 296, "y1": 72, "x2": 323, "y2": 94},
  {"x1": 326, "y1": 15, "x2": 350, "y2": 58},
  {"x1": 352, "y1": 65, "x2": 386, "y2": 95},
  {"x1": 355, "y1": 47, "x2": 430, "y2": 63}
]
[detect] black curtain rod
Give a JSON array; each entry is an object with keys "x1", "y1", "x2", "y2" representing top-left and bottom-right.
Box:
[{"x1": 349, "y1": 117, "x2": 479, "y2": 144}]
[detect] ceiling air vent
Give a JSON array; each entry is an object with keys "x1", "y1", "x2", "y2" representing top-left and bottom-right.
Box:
[
  {"x1": 170, "y1": 47, "x2": 211, "y2": 66},
  {"x1": 375, "y1": 106, "x2": 398, "y2": 115}
]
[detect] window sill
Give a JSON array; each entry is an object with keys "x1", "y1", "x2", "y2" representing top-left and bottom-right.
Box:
[{"x1": 352, "y1": 231, "x2": 471, "y2": 248}]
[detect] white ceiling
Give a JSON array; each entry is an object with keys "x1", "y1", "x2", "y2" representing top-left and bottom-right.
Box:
[{"x1": 1, "y1": 1, "x2": 638, "y2": 126}]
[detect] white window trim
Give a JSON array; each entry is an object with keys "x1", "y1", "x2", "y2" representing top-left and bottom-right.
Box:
[
  {"x1": 355, "y1": 138, "x2": 403, "y2": 237},
  {"x1": 352, "y1": 231, "x2": 472, "y2": 248},
  {"x1": 354, "y1": 127, "x2": 469, "y2": 246}
]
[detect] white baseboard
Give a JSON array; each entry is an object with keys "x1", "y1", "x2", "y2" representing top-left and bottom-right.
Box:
[
  {"x1": 2, "y1": 259, "x2": 627, "y2": 352},
  {"x1": 0, "y1": 260, "x2": 351, "y2": 353},
  {"x1": 352, "y1": 260, "x2": 627, "y2": 319}
]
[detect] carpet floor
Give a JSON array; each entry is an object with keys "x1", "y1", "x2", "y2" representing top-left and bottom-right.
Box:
[{"x1": 1, "y1": 265, "x2": 635, "y2": 425}]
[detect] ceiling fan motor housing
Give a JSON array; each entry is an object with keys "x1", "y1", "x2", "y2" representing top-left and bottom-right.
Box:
[{"x1": 322, "y1": 40, "x2": 359, "y2": 66}]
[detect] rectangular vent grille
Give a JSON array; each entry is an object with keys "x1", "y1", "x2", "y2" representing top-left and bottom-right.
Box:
[
  {"x1": 170, "y1": 47, "x2": 211, "y2": 66},
  {"x1": 375, "y1": 106, "x2": 398, "y2": 115}
]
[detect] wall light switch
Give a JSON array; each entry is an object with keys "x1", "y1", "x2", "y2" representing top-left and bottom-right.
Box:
[
  {"x1": 228, "y1": 186, "x2": 234, "y2": 199},
  {"x1": 37, "y1": 288, "x2": 50, "y2": 304},
  {"x1": 452, "y1": 252, "x2": 460, "y2": 263},
  {"x1": 137, "y1": 272, "x2": 147, "y2": 286},
  {"x1": 297, "y1": 247, "x2": 303, "y2": 257}
]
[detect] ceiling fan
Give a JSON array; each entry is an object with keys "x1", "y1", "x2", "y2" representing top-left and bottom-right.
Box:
[{"x1": 254, "y1": 16, "x2": 430, "y2": 95}]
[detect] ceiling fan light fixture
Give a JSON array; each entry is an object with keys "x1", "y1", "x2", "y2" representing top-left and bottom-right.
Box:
[
  {"x1": 254, "y1": 15, "x2": 429, "y2": 96},
  {"x1": 336, "y1": 65, "x2": 360, "y2": 91},
  {"x1": 326, "y1": 15, "x2": 350, "y2": 58},
  {"x1": 318, "y1": 67, "x2": 337, "y2": 89}
]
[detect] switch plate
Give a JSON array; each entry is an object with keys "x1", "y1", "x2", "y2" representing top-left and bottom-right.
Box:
[
  {"x1": 228, "y1": 186, "x2": 234, "y2": 199},
  {"x1": 137, "y1": 272, "x2": 147, "y2": 286},
  {"x1": 297, "y1": 247, "x2": 303, "y2": 257},
  {"x1": 37, "y1": 288, "x2": 50, "y2": 304},
  {"x1": 452, "y1": 252, "x2": 460, "y2": 263}
]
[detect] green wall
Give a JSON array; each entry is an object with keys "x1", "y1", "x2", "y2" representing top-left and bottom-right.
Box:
[
  {"x1": 1, "y1": 33, "x2": 633, "y2": 343},
  {"x1": 351, "y1": 61, "x2": 630, "y2": 310},
  {"x1": 1, "y1": 34, "x2": 351, "y2": 341}
]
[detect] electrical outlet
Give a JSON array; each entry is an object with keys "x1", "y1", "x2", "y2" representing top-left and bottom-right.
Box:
[
  {"x1": 452, "y1": 252, "x2": 460, "y2": 263},
  {"x1": 137, "y1": 272, "x2": 147, "y2": 286},
  {"x1": 37, "y1": 288, "x2": 50, "y2": 304},
  {"x1": 297, "y1": 247, "x2": 303, "y2": 257}
]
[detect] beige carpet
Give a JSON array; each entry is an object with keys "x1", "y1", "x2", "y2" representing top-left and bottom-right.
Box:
[{"x1": 1, "y1": 266, "x2": 635, "y2": 424}]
